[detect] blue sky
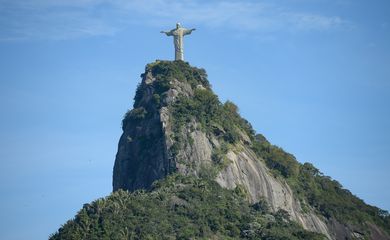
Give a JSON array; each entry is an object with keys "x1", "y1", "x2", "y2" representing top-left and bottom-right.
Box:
[{"x1": 0, "y1": 0, "x2": 389, "y2": 239}]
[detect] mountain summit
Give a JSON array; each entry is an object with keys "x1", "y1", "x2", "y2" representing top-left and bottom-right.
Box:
[{"x1": 51, "y1": 61, "x2": 390, "y2": 240}]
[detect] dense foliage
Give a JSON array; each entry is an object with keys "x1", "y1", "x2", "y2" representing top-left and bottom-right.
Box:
[
  {"x1": 295, "y1": 162, "x2": 390, "y2": 233},
  {"x1": 50, "y1": 175, "x2": 325, "y2": 240},
  {"x1": 172, "y1": 89, "x2": 253, "y2": 142},
  {"x1": 148, "y1": 60, "x2": 210, "y2": 89},
  {"x1": 133, "y1": 60, "x2": 210, "y2": 108},
  {"x1": 251, "y1": 134, "x2": 299, "y2": 178}
]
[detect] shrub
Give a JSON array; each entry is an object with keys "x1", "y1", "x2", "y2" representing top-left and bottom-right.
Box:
[
  {"x1": 122, "y1": 107, "x2": 148, "y2": 130},
  {"x1": 251, "y1": 134, "x2": 299, "y2": 178}
]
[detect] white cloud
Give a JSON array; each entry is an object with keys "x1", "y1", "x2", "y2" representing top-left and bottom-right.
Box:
[
  {"x1": 285, "y1": 13, "x2": 345, "y2": 31},
  {"x1": 120, "y1": 0, "x2": 348, "y2": 31},
  {"x1": 0, "y1": 0, "x2": 349, "y2": 41}
]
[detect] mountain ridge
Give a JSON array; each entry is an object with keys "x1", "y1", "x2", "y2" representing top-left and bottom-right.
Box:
[{"x1": 51, "y1": 61, "x2": 390, "y2": 240}]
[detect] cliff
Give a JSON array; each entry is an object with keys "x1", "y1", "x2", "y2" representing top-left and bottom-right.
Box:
[{"x1": 51, "y1": 61, "x2": 390, "y2": 240}]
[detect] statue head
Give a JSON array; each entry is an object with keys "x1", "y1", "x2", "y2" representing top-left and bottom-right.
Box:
[{"x1": 176, "y1": 22, "x2": 181, "y2": 29}]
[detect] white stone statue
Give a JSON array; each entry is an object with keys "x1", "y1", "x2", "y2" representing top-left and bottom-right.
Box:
[{"x1": 161, "y1": 23, "x2": 196, "y2": 61}]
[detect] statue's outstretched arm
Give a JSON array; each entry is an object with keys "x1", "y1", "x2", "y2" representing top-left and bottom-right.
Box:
[
  {"x1": 160, "y1": 31, "x2": 173, "y2": 36},
  {"x1": 183, "y1": 28, "x2": 196, "y2": 35}
]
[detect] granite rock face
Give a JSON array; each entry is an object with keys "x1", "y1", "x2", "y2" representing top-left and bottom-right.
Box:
[
  {"x1": 113, "y1": 61, "x2": 389, "y2": 240},
  {"x1": 113, "y1": 71, "x2": 171, "y2": 191}
]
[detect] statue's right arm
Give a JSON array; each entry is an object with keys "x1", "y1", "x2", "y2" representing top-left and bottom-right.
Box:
[{"x1": 160, "y1": 31, "x2": 172, "y2": 36}]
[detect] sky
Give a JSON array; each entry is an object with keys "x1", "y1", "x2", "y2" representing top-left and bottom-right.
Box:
[{"x1": 0, "y1": 0, "x2": 389, "y2": 239}]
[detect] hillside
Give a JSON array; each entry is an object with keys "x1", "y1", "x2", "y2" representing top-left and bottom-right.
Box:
[
  {"x1": 50, "y1": 175, "x2": 325, "y2": 239},
  {"x1": 51, "y1": 61, "x2": 390, "y2": 240}
]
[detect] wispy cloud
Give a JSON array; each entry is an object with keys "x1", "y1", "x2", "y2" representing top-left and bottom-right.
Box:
[
  {"x1": 0, "y1": 0, "x2": 350, "y2": 41},
  {"x1": 122, "y1": 0, "x2": 349, "y2": 32}
]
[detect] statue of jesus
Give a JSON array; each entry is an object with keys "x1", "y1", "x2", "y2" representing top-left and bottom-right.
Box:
[{"x1": 161, "y1": 23, "x2": 196, "y2": 61}]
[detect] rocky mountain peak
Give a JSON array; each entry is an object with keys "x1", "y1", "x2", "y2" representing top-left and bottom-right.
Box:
[
  {"x1": 111, "y1": 61, "x2": 390, "y2": 239},
  {"x1": 51, "y1": 60, "x2": 390, "y2": 240},
  {"x1": 114, "y1": 60, "x2": 257, "y2": 191}
]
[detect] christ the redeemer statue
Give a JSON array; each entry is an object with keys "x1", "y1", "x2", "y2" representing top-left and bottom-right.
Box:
[{"x1": 161, "y1": 23, "x2": 195, "y2": 61}]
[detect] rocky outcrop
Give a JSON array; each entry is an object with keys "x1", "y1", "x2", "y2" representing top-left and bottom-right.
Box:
[
  {"x1": 113, "y1": 61, "x2": 390, "y2": 240},
  {"x1": 113, "y1": 71, "x2": 171, "y2": 191},
  {"x1": 215, "y1": 147, "x2": 331, "y2": 238}
]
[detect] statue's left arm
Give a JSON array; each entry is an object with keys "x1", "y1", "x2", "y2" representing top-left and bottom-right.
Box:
[{"x1": 183, "y1": 28, "x2": 196, "y2": 36}]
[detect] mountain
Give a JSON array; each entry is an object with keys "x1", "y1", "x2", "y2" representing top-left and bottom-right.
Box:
[{"x1": 51, "y1": 61, "x2": 390, "y2": 240}]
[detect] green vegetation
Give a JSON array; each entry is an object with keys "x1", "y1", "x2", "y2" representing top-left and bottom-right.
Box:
[
  {"x1": 171, "y1": 89, "x2": 254, "y2": 149},
  {"x1": 148, "y1": 60, "x2": 210, "y2": 90},
  {"x1": 122, "y1": 107, "x2": 148, "y2": 130},
  {"x1": 251, "y1": 134, "x2": 390, "y2": 235},
  {"x1": 50, "y1": 175, "x2": 325, "y2": 240},
  {"x1": 211, "y1": 141, "x2": 231, "y2": 169},
  {"x1": 133, "y1": 61, "x2": 210, "y2": 108},
  {"x1": 294, "y1": 162, "x2": 390, "y2": 233},
  {"x1": 251, "y1": 134, "x2": 299, "y2": 178}
]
